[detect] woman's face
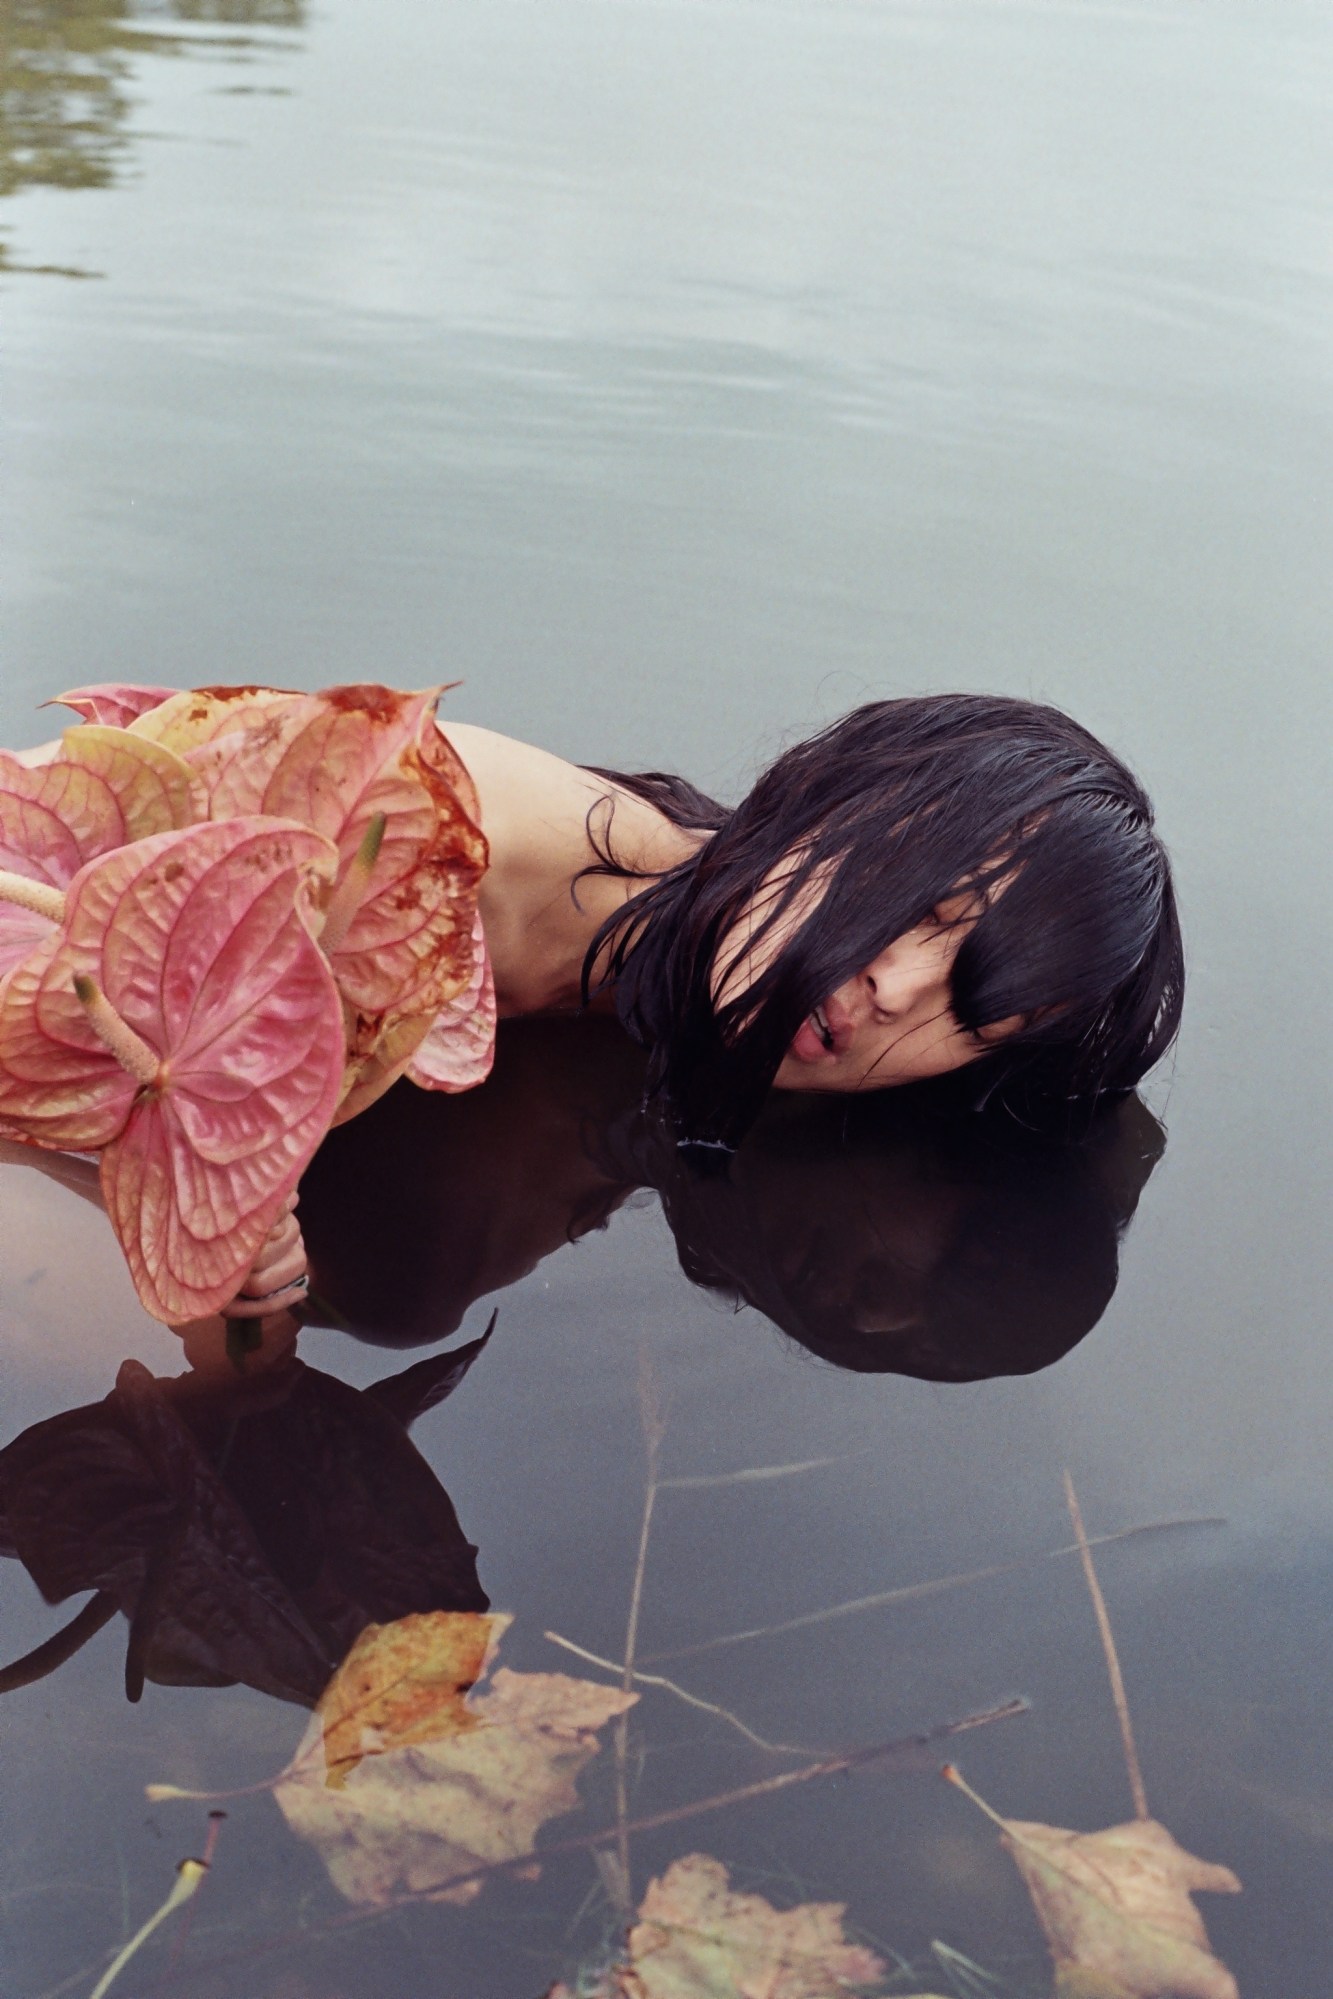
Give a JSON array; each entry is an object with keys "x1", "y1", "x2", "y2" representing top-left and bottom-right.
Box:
[
  {"x1": 714, "y1": 861, "x2": 1024, "y2": 1094},
  {"x1": 772, "y1": 900, "x2": 1022, "y2": 1092}
]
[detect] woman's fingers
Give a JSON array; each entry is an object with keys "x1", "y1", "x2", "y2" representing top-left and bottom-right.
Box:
[{"x1": 225, "y1": 1201, "x2": 310, "y2": 1317}]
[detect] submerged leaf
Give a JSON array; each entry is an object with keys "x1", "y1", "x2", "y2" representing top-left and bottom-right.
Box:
[
  {"x1": 275, "y1": 1611, "x2": 636, "y2": 1905},
  {"x1": 317, "y1": 1609, "x2": 506, "y2": 1786},
  {"x1": 573, "y1": 1853, "x2": 884, "y2": 1999},
  {"x1": 0, "y1": 818, "x2": 345, "y2": 1320},
  {"x1": 1001, "y1": 1815, "x2": 1240, "y2": 1999}
]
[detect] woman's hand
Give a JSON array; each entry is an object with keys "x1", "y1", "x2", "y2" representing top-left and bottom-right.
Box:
[{"x1": 223, "y1": 1193, "x2": 310, "y2": 1317}]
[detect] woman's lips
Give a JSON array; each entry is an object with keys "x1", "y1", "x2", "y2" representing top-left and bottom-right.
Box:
[{"x1": 789, "y1": 1006, "x2": 840, "y2": 1063}]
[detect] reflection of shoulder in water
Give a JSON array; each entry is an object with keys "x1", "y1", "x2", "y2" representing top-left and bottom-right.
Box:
[{"x1": 300, "y1": 1016, "x2": 1164, "y2": 1383}]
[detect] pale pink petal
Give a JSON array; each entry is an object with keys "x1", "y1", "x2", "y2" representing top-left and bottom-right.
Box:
[
  {"x1": 48, "y1": 684, "x2": 181, "y2": 729},
  {"x1": 57, "y1": 725, "x2": 204, "y2": 837}
]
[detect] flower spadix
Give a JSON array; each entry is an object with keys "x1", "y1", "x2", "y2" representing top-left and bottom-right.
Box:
[{"x1": 0, "y1": 817, "x2": 345, "y2": 1322}]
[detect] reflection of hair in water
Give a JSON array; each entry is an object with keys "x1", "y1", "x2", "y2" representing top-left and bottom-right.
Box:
[
  {"x1": 608, "y1": 1085, "x2": 1166, "y2": 1381},
  {"x1": 300, "y1": 1018, "x2": 1165, "y2": 1384}
]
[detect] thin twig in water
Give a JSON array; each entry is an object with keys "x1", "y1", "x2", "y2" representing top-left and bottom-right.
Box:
[
  {"x1": 158, "y1": 1698, "x2": 1029, "y2": 1981},
  {"x1": 657, "y1": 1453, "x2": 851, "y2": 1491},
  {"x1": 544, "y1": 1630, "x2": 812, "y2": 1756},
  {"x1": 644, "y1": 1514, "x2": 1225, "y2": 1664},
  {"x1": 612, "y1": 1350, "x2": 666, "y2": 1906},
  {"x1": 1063, "y1": 1469, "x2": 1149, "y2": 1820}
]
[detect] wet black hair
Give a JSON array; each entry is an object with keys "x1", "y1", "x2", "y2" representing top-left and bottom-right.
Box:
[{"x1": 584, "y1": 695, "x2": 1183, "y2": 1146}]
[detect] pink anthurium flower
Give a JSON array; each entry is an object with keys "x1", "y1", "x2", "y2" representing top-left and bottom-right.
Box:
[
  {"x1": 409, "y1": 910, "x2": 497, "y2": 1094},
  {"x1": 128, "y1": 683, "x2": 489, "y2": 1105},
  {"x1": 0, "y1": 732, "x2": 202, "y2": 981},
  {"x1": 50, "y1": 684, "x2": 183, "y2": 729},
  {"x1": 0, "y1": 817, "x2": 345, "y2": 1323}
]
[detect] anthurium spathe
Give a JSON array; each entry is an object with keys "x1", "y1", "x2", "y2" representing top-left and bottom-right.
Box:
[
  {"x1": 0, "y1": 734, "x2": 202, "y2": 981},
  {"x1": 51, "y1": 684, "x2": 182, "y2": 729},
  {"x1": 120, "y1": 682, "x2": 489, "y2": 1103},
  {"x1": 139, "y1": 684, "x2": 486, "y2": 1011},
  {"x1": 0, "y1": 818, "x2": 345, "y2": 1322},
  {"x1": 409, "y1": 909, "x2": 497, "y2": 1094}
]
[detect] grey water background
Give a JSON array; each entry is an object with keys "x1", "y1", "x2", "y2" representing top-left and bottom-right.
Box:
[{"x1": 1, "y1": 0, "x2": 1331, "y2": 1992}]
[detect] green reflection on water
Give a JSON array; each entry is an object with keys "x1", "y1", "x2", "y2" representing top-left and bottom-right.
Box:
[{"x1": 0, "y1": 0, "x2": 304, "y2": 270}]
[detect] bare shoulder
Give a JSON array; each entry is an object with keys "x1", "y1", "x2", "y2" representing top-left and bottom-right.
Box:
[
  {"x1": 440, "y1": 722, "x2": 695, "y2": 878},
  {"x1": 438, "y1": 722, "x2": 700, "y2": 1014}
]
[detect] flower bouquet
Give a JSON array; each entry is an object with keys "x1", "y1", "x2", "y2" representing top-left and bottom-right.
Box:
[{"x1": 0, "y1": 682, "x2": 494, "y2": 1323}]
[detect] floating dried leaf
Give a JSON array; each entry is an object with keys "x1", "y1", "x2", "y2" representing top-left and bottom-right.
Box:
[
  {"x1": 317, "y1": 1609, "x2": 506, "y2": 1786},
  {"x1": 563, "y1": 1853, "x2": 884, "y2": 1999},
  {"x1": 1004, "y1": 1816, "x2": 1240, "y2": 1999},
  {"x1": 275, "y1": 1611, "x2": 635, "y2": 1905},
  {"x1": 945, "y1": 1769, "x2": 1240, "y2": 1999}
]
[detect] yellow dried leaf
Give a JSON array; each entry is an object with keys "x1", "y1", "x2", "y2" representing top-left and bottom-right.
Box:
[
  {"x1": 275, "y1": 1612, "x2": 636, "y2": 1906},
  {"x1": 316, "y1": 1610, "x2": 507, "y2": 1788},
  {"x1": 1001, "y1": 1815, "x2": 1241, "y2": 1999},
  {"x1": 607, "y1": 1854, "x2": 884, "y2": 1999}
]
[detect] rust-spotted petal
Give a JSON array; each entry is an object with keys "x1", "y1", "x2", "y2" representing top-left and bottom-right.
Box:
[
  {"x1": 409, "y1": 911, "x2": 496, "y2": 1094},
  {"x1": 183, "y1": 682, "x2": 488, "y2": 1047}
]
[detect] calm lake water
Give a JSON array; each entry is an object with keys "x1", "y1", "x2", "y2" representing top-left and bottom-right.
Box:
[{"x1": 2, "y1": 2, "x2": 1331, "y2": 1993}]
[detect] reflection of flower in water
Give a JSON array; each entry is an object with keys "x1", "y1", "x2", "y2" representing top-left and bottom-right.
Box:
[
  {"x1": 0, "y1": 0, "x2": 306, "y2": 271},
  {"x1": 0, "y1": 1330, "x2": 489, "y2": 1706}
]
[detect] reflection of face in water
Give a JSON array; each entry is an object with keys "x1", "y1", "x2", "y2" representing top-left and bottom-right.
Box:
[
  {"x1": 299, "y1": 1016, "x2": 1165, "y2": 1382},
  {"x1": 641, "y1": 1088, "x2": 1165, "y2": 1379}
]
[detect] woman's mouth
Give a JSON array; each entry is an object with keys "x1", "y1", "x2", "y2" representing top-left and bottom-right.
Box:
[{"x1": 789, "y1": 1004, "x2": 838, "y2": 1063}]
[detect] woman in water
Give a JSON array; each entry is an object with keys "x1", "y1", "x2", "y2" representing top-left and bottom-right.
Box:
[
  {"x1": 451, "y1": 691, "x2": 1182, "y2": 1146},
  {"x1": 0, "y1": 686, "x2": 1182, "y2": 1318}
]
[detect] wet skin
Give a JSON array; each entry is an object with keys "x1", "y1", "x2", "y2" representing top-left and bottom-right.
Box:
[{"x1": 773, "y1": 896, "x2": 1023, "y2": 1093}]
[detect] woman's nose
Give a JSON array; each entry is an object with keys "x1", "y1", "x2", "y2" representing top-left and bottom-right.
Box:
[{"x1": 860, "y1": 926, "x2": 952, "y2": 1016}]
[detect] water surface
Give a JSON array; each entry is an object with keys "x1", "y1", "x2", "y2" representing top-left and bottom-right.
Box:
[{"x1": 1, "y1": 2, "x2": 1331, "y2": 1993}]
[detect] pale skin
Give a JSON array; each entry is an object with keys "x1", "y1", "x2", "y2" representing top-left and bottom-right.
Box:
[{"x1": 442, "y1": 722, "x2": 1022, "y2": 1093}]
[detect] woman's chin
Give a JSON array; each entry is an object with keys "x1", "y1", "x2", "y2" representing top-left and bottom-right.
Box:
[{"x1": 773, "y1": 1049, "x2": 842, "y2": 1091}]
